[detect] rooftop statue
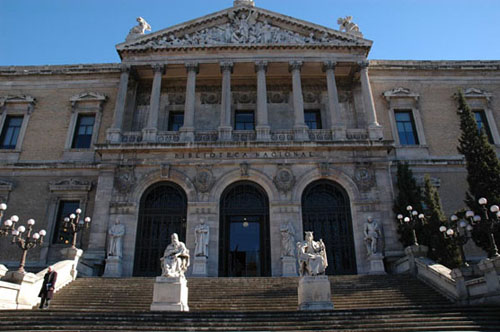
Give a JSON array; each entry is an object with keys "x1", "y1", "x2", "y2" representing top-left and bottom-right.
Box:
[
  {"x1": 297, "y1": 231, "x2": 328, "y2": 276},
  {"x1": 160, "y1": 233, "x2": 190, "y2": 278},
  {"x1": 126, "y1": 17, "x2": 152, "y2": 41},
  {"x1": 337, "y1": 16, "x2": 362, "y2": 37}
]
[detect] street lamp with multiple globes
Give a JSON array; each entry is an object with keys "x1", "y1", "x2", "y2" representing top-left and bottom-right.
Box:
[
  {"x1": 63, "y1": 208, "x2": 91, "y2": 249},
  {"x1": 439, "y1": 213, "x2": 478, "y2": 266},
  {"x1": 10, "y1": 218, "x2": 46, "y2": 273},
  {"x1": 397, "y1": 205, "x2": 425, "y2": 246},
  {"x1": 0, "y1": 203, "x2": 15, "y2": 236},
  {"x1": 477, "y1": 197, "x2": 500, "y2": 258}
]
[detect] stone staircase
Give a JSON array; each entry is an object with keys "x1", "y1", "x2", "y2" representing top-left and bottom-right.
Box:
[{"x1": 0, "y1": 274, "x2": 499, "y2": 331}]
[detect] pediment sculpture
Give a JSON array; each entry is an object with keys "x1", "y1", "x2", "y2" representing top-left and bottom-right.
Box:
[{"x1": 126, "y1": 17, "x2": 152, "y2": 41}]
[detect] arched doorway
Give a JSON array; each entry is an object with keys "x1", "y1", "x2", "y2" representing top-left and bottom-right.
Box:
[
  {"x1": 301, "y1": 180, "x2": 356, "y2": 275},
  {"x1": 219, "y1": 181, "x2": 271, "y2": 277},
  {"x1": 133, "y1": 182, "x2": 187, "y2": 277}
]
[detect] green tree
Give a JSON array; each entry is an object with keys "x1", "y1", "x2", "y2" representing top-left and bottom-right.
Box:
[
  {"x1": 456, "y1": 90, "x2": 500, "y2": 256},
  {"x1": 393, "y1": 162, "x2": 423, "y2": 247},
  {"x1": 421, "y1": 175, "x2": 462, "y2": 268}
]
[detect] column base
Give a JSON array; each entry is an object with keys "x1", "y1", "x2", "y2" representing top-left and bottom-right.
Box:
[
  {"x1": 256, "y1": 126, "x2": 271, "y2": 141},
  {"x1": 106, "y1": 128, "x2": 122, "y2": 144},
  {"x1": 281, "y1": 256, "x2": 298, "y2": 277},
  {"x1": 142, "y1": 127, "x2": 158, "y2": 143},
  {"x1": 218, "y1": 126, "x2": 233, "y2": 141},
  {"x1": 293, "y1": 125, "x2": 309, "y2": 142},
  {"x1": 298, "y1": 276, "x2": 334, "y2": 310},
  {"x1": 151, "y1": 276, "x2": 189, "y2": 312},
  {"x1": 331, "y1": 125, "x2": 346, "y2": 140},
  {"x1": 103, "y1": 256, "x2": 123, "y2": 277},
  {"x1": 368, "y1": 124, "x2": 383, "y2": 140},
  {"x1": 179, "y1": 127, "x2": 195, "y2": 142},
  {"x1": 368, "y1": 253, "x2": 386, "y2": 275},
  {"x1": 192, "y1": 256, "x2": 208, "y2": 276}
]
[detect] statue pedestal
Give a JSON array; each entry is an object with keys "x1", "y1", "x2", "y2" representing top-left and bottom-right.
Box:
[
  {"x1": 192, "y1": 256, "x2": 207, "y2": 276},
  {"x1": 298, "y1": 276, "x2": 334, "y2": 310},
  {"x1": 150, "y1": 276, "x2": 189, "y2": 312},
  {"x1": 103, "y1": 256, "x2": 122, "y2": 277},
  {"x1": 281, "y1": 256, "x2": 298, "y2": 276},
  {"x1": 368, "y1": 253, "x2": 386, "y2": 275}
]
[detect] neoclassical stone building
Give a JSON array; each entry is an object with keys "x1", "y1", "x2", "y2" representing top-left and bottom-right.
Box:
[{"x1": 0, "y1": 0, "x2": 499, "y2": 277}]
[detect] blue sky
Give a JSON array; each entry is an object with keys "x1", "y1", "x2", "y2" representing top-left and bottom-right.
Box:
[{"x1": 1, "y1": 0, "x2": 499, "y2": 66}]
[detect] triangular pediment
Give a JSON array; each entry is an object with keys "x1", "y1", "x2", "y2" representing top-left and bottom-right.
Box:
[{"x1": 117, "y1": 5, "x2": 372, "y2": 55}]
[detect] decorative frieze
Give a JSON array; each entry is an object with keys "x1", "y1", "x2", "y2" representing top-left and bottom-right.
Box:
[
  {"x1": 49, "y1": 178, "x2": 92, "y2": 192},
  {"x1": 273, "y1": 166, "x2": 296, "y2": 193}
]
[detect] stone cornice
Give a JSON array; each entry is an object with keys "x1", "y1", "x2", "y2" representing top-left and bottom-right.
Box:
[
  {"x1": 369, "y1": 60, "x2": 500, "y2": 71},
  {"x1": 0, "y1": 64, "x2": 121, "y2": 76}
]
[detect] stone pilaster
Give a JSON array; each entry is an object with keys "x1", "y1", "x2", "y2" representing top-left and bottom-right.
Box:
[
  {"x1": 255, "y1": 61, "x2": 270, "y2": 141},
  {"x1": 143, "y1": 63, "x2": 164, "y2": 143},
  {"x1": 289, "y1": 61, "x2": 308, "y2": 141},
  {"x1": 180, "y1": 62, "x2": 199, "y2": 142},
  {"x1": 218, "y1": 61, "x2": 233, "y2": 141},
  {"x1": 359, "y1": 61, "x2": 383, "y2": 140},
  {"x1": 323, "y1": 61, "x2": 345, "y2": 139},
  {"x1": 106, "y1": 65, "x2": 130, "y2": 143}
]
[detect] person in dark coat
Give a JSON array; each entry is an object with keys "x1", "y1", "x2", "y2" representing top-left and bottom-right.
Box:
[{"x1": 38, "y1": 266, "x2": 57, "y2": 309}]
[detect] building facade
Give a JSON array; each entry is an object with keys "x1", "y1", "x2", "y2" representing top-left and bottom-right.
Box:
[{"x1": 1, "y1": 1, "x2": 499, "y2": 277}]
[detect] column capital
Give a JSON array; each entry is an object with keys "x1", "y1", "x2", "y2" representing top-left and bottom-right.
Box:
[
  {"x1": 185, "y1": 62, "x2": 199, "y2": 74},
  {"x1": 358, "y1": 61, "x2": 370, "y2": 70},
  {"x1": 220, "y1": 61, "x2": 234, "y2": 74},
  {"x1": 120, "y1": 64, "x2": 132, "y2": 74},
  {"x1": 255, "y1": 61, "x2": 268, "y2": 73},
  {"x1": 152, "y1": 63, "x2": 165, "y2": 74},
  {"x1": 322, "y1": 61, "x2": 337, "y2": 72},
  {"x1": 288, "y1": 61, "x2": 303, "y2": 72}
]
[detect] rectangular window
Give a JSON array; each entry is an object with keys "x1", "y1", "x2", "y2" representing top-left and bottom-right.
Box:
[
  {"x1": 234, "y1": 111, "x2": 255, "y2": 130},
  {"x1": 168, "y1": 112, "x2": 184, "y2": 131},
  {"x1": 52, "y1": 201, "x2": 80, "y2": 244},
  {"x1": 474, "y1": 110, "x2": 494, "y2": 144},
  {"x1": 395, "y1": 110, "x2": 419, "y2": 145},
  {"x1": 305, "y1": 110, "x2": 322, "y2": 129},
  {"x1": 0, "y1": 115, "x2": 23, "y2": 149},
  {"x1": 72, "y1": 114, "x2": 95, "y2": 148}
]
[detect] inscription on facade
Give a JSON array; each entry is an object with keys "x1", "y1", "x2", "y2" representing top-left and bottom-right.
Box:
[{"x1": 174, "y1": 151, "x2": 317, "y2": 159}]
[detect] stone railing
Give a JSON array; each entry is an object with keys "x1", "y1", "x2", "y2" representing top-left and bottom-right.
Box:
[
  {"x1": 393, "y1": 245, "x2": 500, "y2": 304},
  {"x1": 346, "y1": 129, "x2": 369, "y2": 140},
  {"x1": 195, "y1": 130, "x2": 218, "y2": 142},
  {"x1": 157, "y1": 131, "x2": 180, "y2": 143},
  {"x1": 121, "y1": 131, "x2": 143, "y2": 143},
  {"x1": 308, "y1": 129, "x2": 333, "y2": 141},
  {"x1": 232, "y1": 130, "x2": 257, "y2": 142},
  {"x1": 270, "y1": 130, "x2": 295, "y2": 142},
  {"x1": 0, "y1": 248, "x2": 82, "y2": 309}
]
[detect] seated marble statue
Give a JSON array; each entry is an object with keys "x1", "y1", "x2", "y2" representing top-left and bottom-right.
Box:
[
  {"x1": 297, "y1": 231, "x2": 328, "y2": 276},
  {"x1": 160, "y1": 233, "x2": 190, "y2": 278}
]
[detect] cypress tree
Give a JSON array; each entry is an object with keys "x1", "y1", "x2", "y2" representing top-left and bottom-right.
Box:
[
  {"x1": 421, "y1": 175, "x2": 462, "y2": 268},
  {"x1": 393, "y1": 162, "x2": 423, "y2": 247},
  {"x1": 456, "y1": 90, "x2": 500, "y2": 255}
]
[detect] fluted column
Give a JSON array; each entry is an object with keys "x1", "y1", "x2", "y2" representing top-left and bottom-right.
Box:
[
  {"x1": 106, "y1": 65, "x2": 130, "y2": 143},
  {"x1": 323, "y1": 61, "x2": 345, "y2": 139},
  {"x1": 218, "y1": 61, "x2": 233, "y2": 141},
  {"x1": 359, "y1": 61, "x2": 383, "y2": 140},
  {"x1": 180, "y1": 62, "x2": 199, "y2": 142},
  {"x1": 255, "y1": 61, "x2": 270, "y2": 141},
  {"x1": 143, "y1": 63, "x2": 164, "y2": 142},
  {"x1": 289, "y1": 61, "x2": 308, "y2": 141}
]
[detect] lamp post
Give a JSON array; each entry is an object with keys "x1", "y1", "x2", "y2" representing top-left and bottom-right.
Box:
[
  {"x1": 0, "y1": 203, "x2": 17, "y2": 236},
  {"x1": 477, "y1": 197, "x2": 500, "y2": 258},
  {"x1": 397, "y1": 205, "x2": 425, "y2": 246},
  {"x1": 63, "y1": 208, "x2": 91, "y2": 249},
  {"x1": 11, "y1": 218, "x2": 46, "y2": 273},
  {"x1": 439, "y1": 213, "x2": 477, "y2": 266}
]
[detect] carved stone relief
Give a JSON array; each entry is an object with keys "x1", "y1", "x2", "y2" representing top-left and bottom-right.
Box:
[
  {"x1": 193, "y1": 167, "x2": 215, "y2": 193},
  {"x1": 161, "y1": 164, "x2": 171, "y2": 179},
  {"x1": 273, "y1": 166, "x2": 296, "y2": 193},
  {"x1": 200, "y1": 93, "x2": 220, "y2": 105},
  {"x1": 114, "y1": 166, "x2": 136, "y2": 194},
  {"x1": 240, "y1": 162, "x2": 249, "y2": 177},
  {"x1": 267, "y1": 91, "x2": 289, "y2": 104},
  {"x1": 318, "y1": 162, "x2": 330, "y2": 177},
  {"x1": 233, "y1": 92, "x2": 257, "y2": 104},
  {"x1": 354, "y1": 166, "x2": 375, "y2": 191},
  {"x1": 49, "y1": 178, "x2": 92, "y2": 192},
  {"x1": 303, "y1": 91, "x2": 321, "y2": 104},
  {"x1": 168, "y1": 93, "x2": 186, "y2": 105}
]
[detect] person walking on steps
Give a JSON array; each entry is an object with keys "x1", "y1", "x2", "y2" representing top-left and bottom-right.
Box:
[{"x1": 38, "y1": 266, "x2": 57, "y2": 309}]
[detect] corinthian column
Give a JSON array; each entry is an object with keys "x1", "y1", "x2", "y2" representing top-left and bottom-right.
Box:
[
  {"x1": 143, "y1": 63, "x2": 164, "y2": 142},
  {"x1": 218, "y1": 61, "x2": 233, "y2": 141},
  {"x1": 359, "y1": 61, "x2": 383, "y2": 140},
  {"x1": 180, "y1": 62, "x2": 199, "y2": 142},
  {"x1": 323, "y1": 61, "x2": 345, "y2": 139},
  {"x1": 106, "y1": 65, "x2": 131, "y2": 143},
  {"x1": 255, "y1": 61, "x2": 270, "y2": 141},
  {"x1": 289, "y1": 61, "x2": 309, "y2": 141}
]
